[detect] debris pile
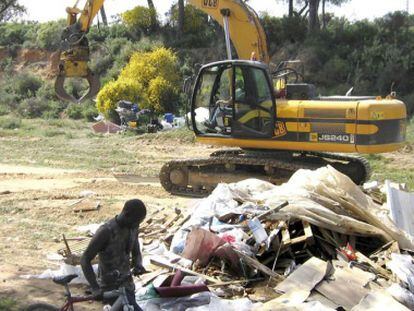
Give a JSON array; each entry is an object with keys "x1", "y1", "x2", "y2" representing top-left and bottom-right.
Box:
[{"x1": 55, "y1": 165, "x2": 414, "y2": 310}]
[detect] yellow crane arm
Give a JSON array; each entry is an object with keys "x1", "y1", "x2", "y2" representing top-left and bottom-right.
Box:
[
  {"x1": 66, "y1": 0, "x2": 105, "y2": 32},
  {"x1": 187, "y1": 0, "x2": 269, "y2": 63}
]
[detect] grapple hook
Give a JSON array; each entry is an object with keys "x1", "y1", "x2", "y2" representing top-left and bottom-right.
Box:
[{"x1": 55, "y1": 67, "x2": 100, "y2": 104}]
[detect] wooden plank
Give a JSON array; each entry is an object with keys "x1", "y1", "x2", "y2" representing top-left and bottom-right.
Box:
[
  {"x1": 136, "y1": 269, "x2": 169, "y2": 287},
  {"x1": 149, "y1": 256, "x2": 221, "y2": 284},
  {"x1": 207, "y1": 278, "x2": 264, "y2": 287},
  {"x1": 356, "y1": 251, "x2": 391, "y2": 279},
  {"x1": 144, "y1": 211, "x2": 182, "y2": 238},
  {"x1": 234, "y1": 250, "x2": 284, "y2": 281},
  {"x1": 257, "y1": 201, "x2": 289, "y2": 221},
  {"x1": 281, "y1": 224, "x2": 291, "y2": 248},
  {"x1": 275, "y1": 257, "x2": 329, "y2": 294},
  {"x1": 319, "y1": 228, "x2": 340, "y2": 248},
  {"x1": 303, "y1": 221, "x2": 314, "y2": 245}
]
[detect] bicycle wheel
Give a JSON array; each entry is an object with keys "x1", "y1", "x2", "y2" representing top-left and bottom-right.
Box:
[{"x1": 26, "y1": 303, "x2": 59, "y2": 311}]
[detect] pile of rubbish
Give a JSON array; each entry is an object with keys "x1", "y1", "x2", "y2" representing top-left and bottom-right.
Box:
[
  {"x1": 136, "y1": 165, "x2": 414, "y2": 310},
  {"x1": 36, "y1": 165, "x2": 414, "y2": 310}
]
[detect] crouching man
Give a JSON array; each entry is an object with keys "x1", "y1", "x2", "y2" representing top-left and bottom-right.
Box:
[{"x1": 81, "y1": 199, "x2": 147, "y2": 310}]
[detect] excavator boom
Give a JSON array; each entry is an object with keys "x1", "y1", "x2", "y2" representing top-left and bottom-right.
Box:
[{"x1": 187, "y1": 0, "x2": 269, "y2": 63}]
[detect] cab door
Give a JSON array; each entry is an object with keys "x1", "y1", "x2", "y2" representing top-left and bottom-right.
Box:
[{"x1": 231, "y1": 65, "x2": 275, "y2": 139}]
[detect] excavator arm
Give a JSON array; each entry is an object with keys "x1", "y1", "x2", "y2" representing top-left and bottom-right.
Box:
[
  {"x1": 187, "y1": 0, "x2": 269, "y2": 63},
  {"x1": 55, "y1": 0, "x2": 104, "y2": 103}
]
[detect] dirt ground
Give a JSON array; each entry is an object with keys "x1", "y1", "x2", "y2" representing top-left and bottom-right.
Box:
[
  {"x1": 0, "y1": 143, "x2": 211, "y2": 310},
  {"x1": 0, "y1": 121, "x2": 413, "y2": 309}
]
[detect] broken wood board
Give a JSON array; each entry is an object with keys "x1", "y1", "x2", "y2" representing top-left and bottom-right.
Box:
[
  {"x1": 289, "y1": 221, "x2": 315, "y2": 246},
  {"x1": 150, "y1": 256, "x2": 221, "y2": 284},
  {"x1": 234, "y1": 249, "x2": 284, "y2": 281},
  {"x1": 136, "y1": 269, "x2": 170, "y2": 287},
  {"x1": 351, "y1": 290, "x2": 410, "y2": 311},
  {"x1": 356, "y1": 251, "x2": 391, "y2": 279},
  {"x1": 316, "y1": 261, "x2": 375, "y2": 310},
  {"x1": 275, "y1": 257, "x2": 329, "y2": 294}
]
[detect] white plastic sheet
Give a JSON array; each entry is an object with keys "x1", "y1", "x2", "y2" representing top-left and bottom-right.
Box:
[
  {"x1": 387, "y1": 253, "x2": 414, "y2": 292},
  {"x1": 21, "y1": 263, "x2": 98, "y2": 285}
]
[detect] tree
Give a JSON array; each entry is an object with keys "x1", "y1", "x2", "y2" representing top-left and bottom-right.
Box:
[
  {"x1": 147, "y1": 0, "x2": 159, "y2": 31},
  {"x1": 288, "y1": 0, "x2": 294, "y2": 17},
  {"x1": 100, "y1": 5, "x2": 108, "y2": 26},
  {"x1": 277, "y1": 0, "x2": 348, "y2": 33},
  {"x1": 0, "y1": 0, "x2": 25, "y2": 22},
  {"x1": 122, "y1": 6, "x2": 159, "y2": 36},
  {"x1": 178, "y1": 0, "x2": 185, "y2": 37},
  {"x1": 308, "y1": 0, "x2": 320, "y2": 33}
]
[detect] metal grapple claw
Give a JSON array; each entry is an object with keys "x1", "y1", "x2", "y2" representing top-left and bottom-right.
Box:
[
  {"x1": 55, "y1": 67, "x2": 100, "y2": 104},
  {"x1": 54, "y1": 43, "x2": 100, "y2": 104}
]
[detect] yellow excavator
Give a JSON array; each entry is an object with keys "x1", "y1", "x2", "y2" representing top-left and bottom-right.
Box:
[{"x1": 55, "y1": 0, "x2": 407, "y2": 196}]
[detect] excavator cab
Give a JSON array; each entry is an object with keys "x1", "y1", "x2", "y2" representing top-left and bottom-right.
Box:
[{"x1": 191, "y1": 60, "x2": 276, "y2": 140}]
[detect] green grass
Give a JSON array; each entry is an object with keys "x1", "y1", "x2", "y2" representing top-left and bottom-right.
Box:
[
  {"x1": 0, "y1": 298, "x2": 18, "y2": 311},
  {"x1": 364, "y1": 120, "x2": 414, "y2": 189},
  {"x1": 0, "y1": 117, "x2": 196, "y2": 176}
]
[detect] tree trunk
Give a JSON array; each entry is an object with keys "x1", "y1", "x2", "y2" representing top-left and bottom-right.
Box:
[
  {"x1": 147, "y1": 0, "x2": 158, "y2": 30},
  {"x1": 288, "y1": 0, "x2": 294, "y2": 18},
  {"x1": 178, "y1": 0, "x2": 185, "y2": 38},
  {"x1": 308, "y1": 0, "x2": 320, "y2": 34},
  {"x1": 298, "y1": 1, "x2": 309, "y2": 16},
  {"x1": 100, "y1": 5, "x2": 108, "y2": 26},
  {"x1": 322, "y1": 0, "x2": 326, "y2": 30}
]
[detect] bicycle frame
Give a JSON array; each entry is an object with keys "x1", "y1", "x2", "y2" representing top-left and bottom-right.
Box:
[{"x1": 59, "y1": 283, "x2": 94, "y2": 311}]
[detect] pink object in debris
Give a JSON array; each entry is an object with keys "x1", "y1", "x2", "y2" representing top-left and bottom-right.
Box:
[
  {"x1": 221, "y1": 234, "x2": 236, "y2": 244},
  {"x1": 182, "y1": 228, "x2": 244, "y2": 275},
  {"x1": 92, "y1": 121, "x2": 121, "y2": 134}
]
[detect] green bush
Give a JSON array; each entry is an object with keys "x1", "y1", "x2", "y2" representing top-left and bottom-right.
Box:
[
  {"x1": 17, "y1": 97, "x2": 49, "y2": 118},
  {"x1": 81, "y1": 101, "x2": 99, "y2": 121},
  {"x1": 65, "y1": 104, "x2": 84, "y2": 120},
  {"x1": 36, "y1": 20, "x2": 65, "y2": 50},
  {"x1": 0, "y1": 105, "x2": 9, "y2": 116},
  {"x1": 0, "y1": 23, "x2": 37, "y2": 46},
  {"x1": 36, "y1": 82, "x2": 58, "y2": 101},
  {"x1": 42, "y1": 101, "x2": 65, "y2": 119},
  {"x1": 0, "y1": 90, "x2": 19, "y2": 110},
  {"x1": 14, "y1": 73, "x2": 43, "y2": 98},
  {"x1": 0, "y1": 57, "x2": 13, "y2": 73},
  {"x1": 0, "y1": 117, "x2": 22, "y2": 129}
]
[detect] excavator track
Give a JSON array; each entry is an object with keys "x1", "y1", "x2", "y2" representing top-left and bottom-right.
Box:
[{"x1": 160, "y1": 149, "x2": 371, "y2": 197}]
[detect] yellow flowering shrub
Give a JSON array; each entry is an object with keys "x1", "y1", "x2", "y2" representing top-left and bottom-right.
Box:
[
  {"x1": 96, "y1": 79, "x2": 144, "y2": 115},
  {"x1": 96, "y1": 47, "x2": 180, "y2": 114},
  {"x1": 147, "y1": 77, "x2": 176, "y2": 113}
]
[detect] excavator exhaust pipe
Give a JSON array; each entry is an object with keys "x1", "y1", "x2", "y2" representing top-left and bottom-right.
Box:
[{"x1": 55, "y1": 66, "x2": 100, "y2": 104}]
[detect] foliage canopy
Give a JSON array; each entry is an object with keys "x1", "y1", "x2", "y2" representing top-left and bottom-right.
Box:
[{"x1": 96, "y1": 47, "x2": 180, "y2": 115}]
